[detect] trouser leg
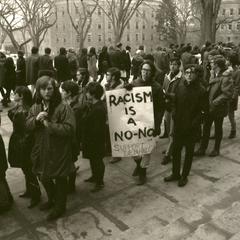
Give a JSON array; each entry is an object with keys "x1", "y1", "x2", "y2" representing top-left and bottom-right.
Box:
[
  {"x1": 214, "y1": 117, "x2": 224, "y2": 151},
  {"x1": 172, "y1": 137, "x2": 183, "y2": 177},
  {"x1": 55, "y1": 177, "x2": 68, "y2": 212},
  {"x1": 200, "y1": 115, "x2": 213, "y2": 151},
  {"x1": 22, "y1": 165, "x2": 41, "y2": 201},
  {"x1": 41, "y1": 178, "x2": 55, "y2": 203},
  {"x1": 182, "y1": 137, "x2": 195, "y2": 178},
  {"x1": 228, "y1": 110, "x2": 236, "y2": 132},
  {"x1": 92, "y1": 157, "x2": 105, "y2": 185}
]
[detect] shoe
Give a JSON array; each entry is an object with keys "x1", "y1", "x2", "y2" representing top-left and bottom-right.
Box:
[
  {"x1": 84, "y1": 176, "x2": 96, "y2": 183},
  {"x1": 164, "y1": 174, "x2": 181, "y2": 182},
  {"x1": 228, "y1": 130, "x2": 236, "y2": 139},
  {"x1": 39, "y1": 201, "x2": 54, "y2": 211},
  {"x1": 90, "y1": 183, "x2": 104, "y2": 193},
  {"x1": 19, "y1": 192, "x2": 31, "y2": 198},
  {"x1": 209, "y1": 149, "x2": 219, "y2": 157},
  {"x1": 161, "y1": 155, "x2": 172, "y2": 165},
  {"x1": 178, "y1": 177, "x2": 188, "y2": 187},
  {"x1": 47, "y1": 209, "x2": 65, "y2": 221},
  {"x1": 194, "y1": 148, "x2": 205, "y2": 156},
  {"x1": 109, "y1": 157, "x2": 121, "y2": 164},
  {"x1": 28, "y1": 198, "x2": 40, "y2": 209}
]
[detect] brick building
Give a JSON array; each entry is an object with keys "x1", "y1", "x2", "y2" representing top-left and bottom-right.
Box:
[{"x1": 49, "y1": 0, "x2": 162, "y2": 55}]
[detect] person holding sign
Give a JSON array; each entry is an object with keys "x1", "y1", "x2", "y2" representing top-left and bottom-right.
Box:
[
  {"x1": 105, "y1": 67, "x2": 125, "y2": 163},
  {"x1": 126, "y1": 60, "x2": 165, "y2": 185}
]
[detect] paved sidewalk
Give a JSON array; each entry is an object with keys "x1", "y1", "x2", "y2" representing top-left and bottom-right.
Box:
[{"x1": 1, "y1": 103, "x2": 240, "y2": 240}]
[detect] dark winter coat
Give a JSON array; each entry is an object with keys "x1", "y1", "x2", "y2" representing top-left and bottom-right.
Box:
[
  {"x1": 208, "y1": 69, "x2": 233, "y2": 117},
  {"x1": 54, "y1": 54, "x2": 71, "y2": 82},
  {"x1": 132, "y1": 77, "x2": 165, "y2": 134},
  {"x1": 109, "y1": 49, "x2": 125, "y2": 70},
  {"x1": 82, "y1": 100, "x2": 106, "y2": 159},
  {"x1": 98, "y1": 52, "x2": 111, "y2": 74},
  {"x1": 16, "y1": 57, "x2": 26, "y2": 86},
  {"x1": 0, "y1": 57, "x2": 6, "y2": 87},
  {"x1": 0, "y1": 134, "x2": 7, "y2": 180},
  {"x1": 26, "y1": 103, "x2": 75, "y2": 179},
  {"x1": 38, "y1": 54, "x2": 54, "y2": 73},
  {"x1": 69, "y1": 96, "x2": 82, "y2": 160},
  {"x1": 26, "y1": 54, "x2": 39, "y2": 85},
  {"x1": 8, "y1": 105, "x2": 33, "y2": 168},
  {"x1": 173, "y1": 79, "x2": 207, "y2": 137},
  {"x1": 3, "y1": 58, "x2": 16, "y2": 90}
]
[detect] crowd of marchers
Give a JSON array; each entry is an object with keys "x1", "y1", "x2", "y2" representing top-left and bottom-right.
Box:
[{"x1": 0, "y1": 40, "x2": 239, "y2": 221}]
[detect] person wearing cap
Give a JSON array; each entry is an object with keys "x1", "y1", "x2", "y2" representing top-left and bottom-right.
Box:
[
  {"x1": 195, "y1": 56, "x2": 233, "y2": 157},
  {"x1": 164, "y1": 64, "x2": 206, "y2": 187}
]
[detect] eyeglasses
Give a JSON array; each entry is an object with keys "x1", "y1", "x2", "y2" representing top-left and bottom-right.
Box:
[{"x1": 141, "y1": 68, "x2": 151, "y2": 72}]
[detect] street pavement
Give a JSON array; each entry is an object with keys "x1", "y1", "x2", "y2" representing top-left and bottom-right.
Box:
[{"x1": 1, "y1": 102, "x2": 240, "y2": 240}]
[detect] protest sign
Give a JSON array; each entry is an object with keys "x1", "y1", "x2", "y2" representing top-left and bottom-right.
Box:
[{"x1": 106, "y1": 86, "x2": 156, "y2": 157}]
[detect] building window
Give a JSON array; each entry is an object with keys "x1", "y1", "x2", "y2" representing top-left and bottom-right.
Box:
[
  {"x1": 229, "y1": 24, "x2": 232, "y2": 30},
  {"x1": 87, "y1": 33, "x2": 91, "y2": 42},
  {"x1": 227, "y1": 36, "x2": 231, "y2": 42},
  {"x1": 136, "y1": 22, "x2": 139, "y2": 29},
  {"x1": 127, "y1": 34, "x2": 130, "y2": 41},
  {"x1": 127, "y1": 23, "x2": 130, "y2": 29},
  {"x1": 151, "y1": 25, "x2": 154, "y2": 29},
  {"x1": 98, "y1": 35, "x2": 102, "y2": 42},
  {"x1": 136, "y1": 34, "x2": 139, "y2": 41},
  {"x1": 56, "y1": 24, "x2": 58, "y2": 29},
  {"x1": 108, "y1": 22, "x2": 111, "y2": 29},
  {"x1": 230, "y1": 8, "x2": 233, "y2": 15},
  {"x1": 62, "y1": 10, "x2": 64, "y2": 16},
  {"x1": 56, "y1": 38, "x2": 59, "y2": 43},
  {"x1": 142, "y1": 34, "x2": 145, "y2": 41},
  {"x1": 64, "y1": 38, "x2": 66, "y2": 43},
  {"x1": 237, "y1": 22, "x2": 240, "y2": 30},
  {"x1": 151, "y1": 34, "x2": 153, "y2": 41},
  {"x1": 222, "y1": 9, "x2": 226, "y2": 15},
  {"x1": 98, "y1": 24, "x2": 101, "y2": 29},
  {"x1": 63, "y1": 24, "x2": 65, "y2": 30},
  {"x1": 143, "y1": 10, "x2": 146, "y2": 18},
  {"x1": 152, "y1": 11, "x2": 154, "y2": 18},
  {"x1": 143, "y1": 24, "x2": 145, "y2": 29},
  {"x1": 239, "y1": 8, "x2": 240, "y2": 15},
  {"x1": 136, "y1": 12, "x2": 139, "y2": 17},
  {"x1": 108, "y1": 36, "x2": 111, "y2": 42},
  {"x1": 98, "y1": 7, "x2": 101, "y2": 16}
]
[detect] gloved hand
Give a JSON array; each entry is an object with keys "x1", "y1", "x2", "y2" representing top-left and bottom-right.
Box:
[{"x1": 125, "y1": 83, "x2": 133, "y2": 91}]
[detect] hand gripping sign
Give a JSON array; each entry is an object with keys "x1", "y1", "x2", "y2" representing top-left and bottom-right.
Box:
[{"x1": 106, "y1": 86, "x2": 156, "y2": 157}]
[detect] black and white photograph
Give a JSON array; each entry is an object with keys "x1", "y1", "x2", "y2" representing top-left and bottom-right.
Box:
[{"x1": 1, "y1": 0, "x2": 240, "y2": 239}]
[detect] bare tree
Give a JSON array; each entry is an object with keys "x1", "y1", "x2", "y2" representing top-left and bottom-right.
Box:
[
  {"x1": 66, "y1": 0, "x2": 97, "y2": 51},
  {"x1": 0, "y1": 27, "x2": 7, "y2": 50},
  {"x1": 92, "y1": 0, "x2": 144, "y2": 45},
  {"x1": 17, "y1": 0, "x2": 57, "y2": 48},
  {"x1": 0, "y1": 0, "x2": 31, "y2": 51}
]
